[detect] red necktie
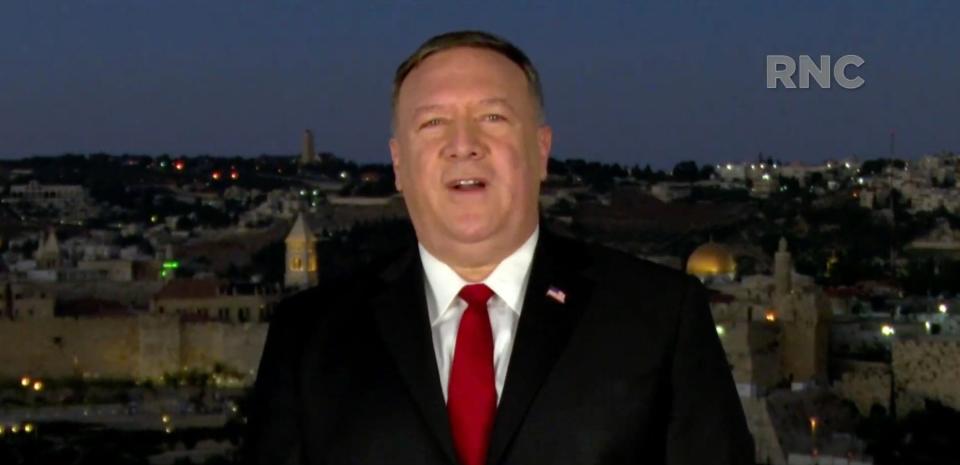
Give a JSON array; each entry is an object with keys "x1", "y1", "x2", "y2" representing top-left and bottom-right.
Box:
[{"x1": 448, "y1": 283, "x2": 497, "y2": 465}]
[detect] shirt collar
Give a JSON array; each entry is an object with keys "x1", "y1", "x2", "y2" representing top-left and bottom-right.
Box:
[{"x1": 419, "y1": 226, "x2": 539, "y2": 326}]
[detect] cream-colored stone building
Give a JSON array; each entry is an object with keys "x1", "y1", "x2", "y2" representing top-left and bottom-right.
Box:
[
  {"x1": 284, "y1": 212, "x2": 318, "y2": 290},
  {"x1": 698, "y1": 238, "x2": 831, "y2": 388},
  {"x1": 0, "y1": 281, "x2": 56, "y2": 319},
  {"x1": 149, "y1": 278, "x2": 280, "y2": 323}
]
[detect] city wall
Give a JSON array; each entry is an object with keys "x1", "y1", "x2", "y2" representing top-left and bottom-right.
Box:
[
  {"x1": 0, "y1": 315, "x2": 268, "y2": 384},
  {"x1": 892, "y1": 337, "x2": 960, "y2": 414}
]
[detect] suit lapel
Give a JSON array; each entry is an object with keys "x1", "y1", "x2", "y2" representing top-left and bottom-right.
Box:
[
  {"x1": 486, "y1": 230, "x2": 594, "y2": 465},
  {"x1": 372, "y1": 247, "x2": 458, "y2": 465}
]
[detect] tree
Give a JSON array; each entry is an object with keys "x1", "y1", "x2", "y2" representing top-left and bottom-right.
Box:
[{"x1": 672, "y1": 160, "x2": 699, "y2": 182}]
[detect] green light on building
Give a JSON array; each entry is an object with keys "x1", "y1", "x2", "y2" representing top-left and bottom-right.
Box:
[{"x1": 162, "y1": 261, "x2": 180, "y2": 270}]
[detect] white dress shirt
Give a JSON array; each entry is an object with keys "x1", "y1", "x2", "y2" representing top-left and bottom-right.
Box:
[{"x1": 418, "y1": 227, "x2": 539, "y2": 405}]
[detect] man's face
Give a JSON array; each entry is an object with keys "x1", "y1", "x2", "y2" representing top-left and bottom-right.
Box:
[{"x1": 390, "y1": 47, "x2": 551, "y2": 260}]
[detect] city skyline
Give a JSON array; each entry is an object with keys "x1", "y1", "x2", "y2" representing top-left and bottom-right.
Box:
[{"x1": 1, "y1": 1, "x2": 959, "y2": 168}]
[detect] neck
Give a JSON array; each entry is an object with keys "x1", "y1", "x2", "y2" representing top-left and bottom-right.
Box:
[
  {"x1": 450, "y1": 263, "x2": 498, "y2": 282},
  {"x1": 419, "y1": 223, "x2": 538, "y2": 283}
]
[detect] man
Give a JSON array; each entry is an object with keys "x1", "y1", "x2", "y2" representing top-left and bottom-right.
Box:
[{"x1": 243, "y1": 30, "x2": 754, "y2": 465}]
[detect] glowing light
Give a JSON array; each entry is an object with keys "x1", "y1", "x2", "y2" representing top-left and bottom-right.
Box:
[
  {"x1": 810, "y1": 417, "x2": 818, "y2": 432},
  {"x1": 726, "y1": 164, "x2": 733, "y2": 170},
  {"x1": 0, "y1": 425, "x2": 5, "y2": 435},
  {"x1": 161, "y1": 414, "x2": 171, "y2": 424},
  {"x1": 715, "y1": 325, "x2": 725, "y2": 336},
  {"x1": 32, "y1": 381, "x2": 43, "y2": 391},
  {"x1": 299, "y1": 190, "x2": 306, "y2": 196},
  {"x1": 230, "y1": 171, "x2": 239, "y2": 180},
  {"x1": 11, "y1": 425, "x2": 19, "y2": 433},
  {"x1": 162, "y1": 261, "x2": 180, "y2": 270},
  {"x1": 844, "y1": 162, "x2": 851, "y2": 169},
  {"x1": 857, "y1": 177, "x2": 864, "y2": 185},
  {"x1": 23, "y1": 423, "x2": 34, "y2": 433},
  {"x1": 938, "y1": 303, "x2": 948, "y2": 313},
  {"x1": 150, "y1": 215, "x2": 158, "y2": 223},
  {"x1": 762, "y1": 173, "x2": 771, "y2": 181},
  {"x1": 211, "y1": 171, "x2": 221, "y2": 180},
  {"x1": 339, "y1": 170, "x2": 349, "y2": 179},
  {"x1": 164, "y1": 426, "x2": 174, "y2": 434},
  {"x1": 174, "y1": 161, "x2": 185, "y2": 171},
  {"x1": 925, "y1": 321, "x2": 932, "y2": 333},
  {"x1": 20, "y1": 376, "x2": 30, "y2": 387},
  {"x1": 765, "y1": 311, "x2": 777, "y2": 322},
  {"x1": 881, "y1": 324, "x2": 896, "y2": 336}
]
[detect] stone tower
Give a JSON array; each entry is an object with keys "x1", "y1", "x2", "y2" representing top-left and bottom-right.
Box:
[
  {"x1": 299, "y1": 129, "x2": 317, "y2": 165},
  {"x1": 773, "y1": 237, "x2": 830, "y2": 385},
  {"x1": 774, "y1": 237, "x2": 792, "y2": 298},
  {"x1": 284, "y1": 213, "x2": 318, "y2": 289}
]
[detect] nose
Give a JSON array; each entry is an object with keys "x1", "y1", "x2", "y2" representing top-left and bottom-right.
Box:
[{"x1": 443, "y1": 119, "x2": 484, "y2": 160}]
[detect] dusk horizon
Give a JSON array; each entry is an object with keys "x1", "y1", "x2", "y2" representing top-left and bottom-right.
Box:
[{"x1": 2, "y1": 1, "x2": 958, "y2": 168}]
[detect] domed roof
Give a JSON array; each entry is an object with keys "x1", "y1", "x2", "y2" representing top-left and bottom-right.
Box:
[{"x1": 686, "y1": 241, "x2": 737, "y2": 279}]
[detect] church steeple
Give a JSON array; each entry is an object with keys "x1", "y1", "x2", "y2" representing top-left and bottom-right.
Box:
[
  {"x1": 284, "y1": 213, "x2": 318, "y2": 289},
  {"x1": 36, "y1": 227, "x2": 61, "y2": 270}
]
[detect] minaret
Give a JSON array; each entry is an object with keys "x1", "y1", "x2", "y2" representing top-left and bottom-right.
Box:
[
  {"x1": 774, "y1": 236, "x2": 792, "y2": 298},
  {"x1": 284, "y1": 213, "x2": 318, "y2": 289},
  {"x1": 300, "y1": 129, "x2": 317, "y2": 165}
]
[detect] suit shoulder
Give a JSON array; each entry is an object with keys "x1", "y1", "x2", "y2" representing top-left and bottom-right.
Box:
[
  {"x1": 552, "y1": 234, "x2": 699, "y2": 299},
  {"x1": 270, "y1": 250, "x2": 401, "y2": 325}
]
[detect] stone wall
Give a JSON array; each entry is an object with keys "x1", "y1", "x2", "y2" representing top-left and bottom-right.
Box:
[
  {"x1": 832, "y1": 360, "x2": 891, "y2": 416},
  {"x1": 0, "y1": 317, "x2": 140, "y2": 379},
  {"x1": 0, "y1": 315, "x2": 268, "y2": 384},
  {"x1": 892, "y1": 336, "x2": 960, "y2": 413}
]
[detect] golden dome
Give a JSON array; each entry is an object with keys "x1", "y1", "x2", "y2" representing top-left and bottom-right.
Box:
[{"x1": 686, "y1": 241, "x2": 737, "y2": 279}]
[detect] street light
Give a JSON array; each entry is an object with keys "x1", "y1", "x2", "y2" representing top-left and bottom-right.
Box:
[
  {"x1": 938, "y1": 303, "x2": 948, "y2": 314},
  {"x1": 20, "y1": 376, "x2": 30, "y2": 387},
  {"x1": 881, "y1": 325, "x2": 896, "y2": 336}
]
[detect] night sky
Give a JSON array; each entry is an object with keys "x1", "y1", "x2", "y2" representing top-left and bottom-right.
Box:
[{"x1": 2, "y1": 0, "x2": 958, "y2": 168}]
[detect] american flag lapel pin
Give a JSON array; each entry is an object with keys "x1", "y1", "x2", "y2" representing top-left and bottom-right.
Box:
[{"x1": 546, "y1": 286, "x2": 567, "y2": 304}]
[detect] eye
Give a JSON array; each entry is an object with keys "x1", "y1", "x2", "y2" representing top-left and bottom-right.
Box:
[
  {"x1": 481, "y1": 113, "x2": 507, "y2": 122},
  {"x1": 419, "y1": 118, "x2": 444, "y2": 129}
]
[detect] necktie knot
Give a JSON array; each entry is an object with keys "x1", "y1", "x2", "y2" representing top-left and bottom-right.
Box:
[{"x1": 459, "y1": 283, "x2": 493, "y2": 308}]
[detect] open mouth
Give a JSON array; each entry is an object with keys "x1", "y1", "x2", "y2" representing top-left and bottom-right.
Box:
[{"x1": 446, "y1": 178, "x2": 488, "y2": 191}]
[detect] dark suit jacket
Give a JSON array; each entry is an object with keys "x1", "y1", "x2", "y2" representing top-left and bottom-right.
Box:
[{"x1": 242, "y1": 227, "x2": 755, "y2": 465}]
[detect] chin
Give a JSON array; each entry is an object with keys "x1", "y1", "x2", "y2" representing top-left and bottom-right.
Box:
[{"x1": 443, "y1": 218, "x2": 498, "y2": 244}]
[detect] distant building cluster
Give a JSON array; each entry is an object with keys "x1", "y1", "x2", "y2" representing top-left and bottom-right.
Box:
[{"x1": 2, "y1": 137, "x2": 960, "y2": 463}]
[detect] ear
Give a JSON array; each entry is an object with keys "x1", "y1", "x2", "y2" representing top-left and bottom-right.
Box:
[
  {"x1": 389, "y1": 137, "x2": 403, "y2": 192},
  {"x1": 536, "y1": 125, "x2": 553, "y2": 181}
]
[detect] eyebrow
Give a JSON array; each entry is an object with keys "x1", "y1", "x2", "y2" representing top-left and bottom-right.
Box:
[{"x1": 410, "y1": 97, "x2": 517, "y2": 118}]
